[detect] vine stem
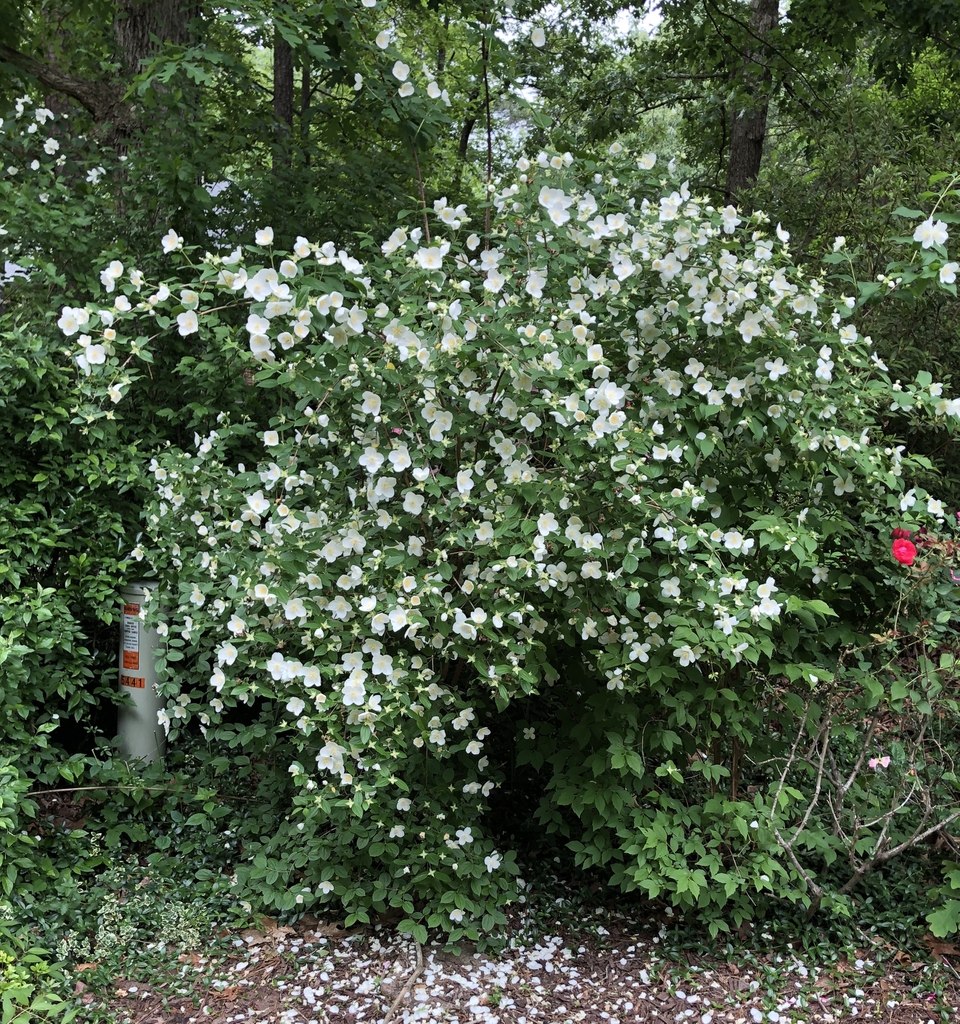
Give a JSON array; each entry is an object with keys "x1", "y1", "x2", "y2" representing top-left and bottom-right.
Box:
[{"x1": 25, "y1": 784, "x2": 173, "y2": 798}]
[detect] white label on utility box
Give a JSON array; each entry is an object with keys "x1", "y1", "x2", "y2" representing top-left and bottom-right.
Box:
[{"x1": 122, "y1": 604, "x2": 140, "y2": 670}]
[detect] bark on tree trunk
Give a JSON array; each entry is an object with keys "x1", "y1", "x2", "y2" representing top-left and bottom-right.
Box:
[
  {"x1": 1, "y1": 1, "x2": 200, "y2": 129},
  {"x1": 273, "y1": 23, "x2": 294, "y2": 171},
  {"x1": 0, "y1": 43, "x2": 123, "y2": 122},
  {"x1": 299, "y1": 54, "x2": 311, "y2": 166},
  {"x1": 274, "y1": 30, "x2": 294, "y2": 127},
  {"x1": 724, "y1": 0, "x2": 779, "y2": 206},
  {"x1": 113, "y1": 0, "x2": 196, "y2": 74}
]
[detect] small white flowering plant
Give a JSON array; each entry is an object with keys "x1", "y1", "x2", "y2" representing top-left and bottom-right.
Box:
[{"x1": 68, "y1": 148, "x2": 960, "y2": 937}]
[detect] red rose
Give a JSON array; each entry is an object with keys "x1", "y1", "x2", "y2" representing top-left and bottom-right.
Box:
[{"x1": 892, "y1": 538, "x2": 917, "y2": 566}]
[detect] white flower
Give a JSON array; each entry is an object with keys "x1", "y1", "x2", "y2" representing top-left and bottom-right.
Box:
[
  {"x1": 404, "y1": 492, "x2": 425, "y2": 515},
  {"x1": 414, "y1": 245, "x2": 446, "y2": 271},
  {"x1": 247, "y1": 490, "x2": 270, "y2": 515},
  {"x1": 256, "y1": 226, "x2": 274, "y2": 246},
  {"x1": 286, "y1": 697, "x2": 305, "y2": 716},
  {"x1": 673, "y1": 645, "x2": 697, "y2": 666},
  {"x1": 342, "y1": 674, "x2": 367, "y2": 706},
  {"x1": 392, "y1": 61, "x2": 410, "y2": 81},
  {"x1": 484, "y1": 852, "x2": 502, "y2": 872},
  {"x1": 765, "y1": 357, "x2": 788, "y2": 381},
  {"x1": 57, "y1": 306, "x2": 86, "y2": 336},
  {"x1": 176, "y1": 310, "x2": 199, "y2": 336},
  {"x1": 161, "y1": 228, "x2": 183, "y2": 253},
  {"x1": 218, "y1": 642, "x2": 238, "y2": 666},
  {"x1": 361, "y1": 391, "x2": 381, "y2": 416},
  {"x1": 397, "y1": 797, "x2": 412, "y2": 811},
  {"x1": 359, "y1": 447, "x2": 385, "y2": 473},
  {"x1": 531, "y1": 26, "x2": 546, "y2": 47},
  {"x1": 449, "y1": 908, "x2": 464, "y2": 923},
  {"x1": 537, "y1": 511, "x2": 558, "y2": 535},
  {"x1": 661, "y1": 576, "x2": 681, "y2": 599},
  {"x1": 914, "y1": 217, "x2": 949, "y2": 249}
]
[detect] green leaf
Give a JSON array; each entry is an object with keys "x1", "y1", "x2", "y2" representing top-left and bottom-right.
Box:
[{"x1": 928, "y1": 900, "x2": 960, "y2": 938}]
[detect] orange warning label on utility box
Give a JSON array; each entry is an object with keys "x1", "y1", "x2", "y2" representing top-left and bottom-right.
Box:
[
  {"x1": 121, "y1": 675, "x2": 145, "y2": 689},
  {"x1": 122, "y1": 650, "x2": 139, "y2": 669}
]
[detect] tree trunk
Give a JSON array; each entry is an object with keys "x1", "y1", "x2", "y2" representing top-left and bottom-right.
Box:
[
  {"x1": 274, "y1": 30, "x2": 294, "y2": 126},
  {"x1": 113, "y1": 0, "x2": 196, "y2": 74},
  {"x1": 724, "y1": 0, "x2": 779, "y2": 206},
  {"x1": 299, "y1": 54, "x2": 311, "y2": 166},
  {"x1": 272, "y1": 23, "x2": 294, "y2": 170}
]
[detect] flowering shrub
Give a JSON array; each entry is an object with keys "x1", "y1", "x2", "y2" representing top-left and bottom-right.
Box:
[{"x1": 67, "y1": 147, "x2": 960, "y2": 936}]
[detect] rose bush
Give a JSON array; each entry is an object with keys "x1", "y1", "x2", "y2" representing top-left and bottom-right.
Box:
[{"x1": 66, "y1": 146, "x2": 960, "y2": 937}]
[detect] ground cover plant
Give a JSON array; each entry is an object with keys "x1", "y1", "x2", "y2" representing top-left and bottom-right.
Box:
[
  {"x1": 49, "y1": 128, "x2": 960, "y2": 951},
  {"x1": 20, "y1": 842, "x2": 960, "y2": 1023}
]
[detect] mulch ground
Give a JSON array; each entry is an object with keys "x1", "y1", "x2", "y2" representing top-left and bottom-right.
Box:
[{"x1": 79, "y1": 914, "x2": 960, "y2": 1024}]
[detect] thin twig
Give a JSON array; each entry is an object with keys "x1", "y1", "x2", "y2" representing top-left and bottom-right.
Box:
[
  {"x1": 837, "y1": 811, "x2": 960, "y2": 896},
  {"x1": 411, "y1": 143, "x2": 430, "y2": 244},
  {"x1": 838, "y1": 710, "x2": 881, "y2": 801},
  {"x1": 383, "y1": 940, "x2": 424, "y2": 1023},
  {"x1": 787, "y1": 717, "x2": 831, "y2": 845},
  {"x1": 481, "y1": 29, "x2": 492, "y2": 241}
]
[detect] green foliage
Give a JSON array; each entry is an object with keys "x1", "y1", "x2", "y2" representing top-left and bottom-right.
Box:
[
  {"x1": 4, "y1": 0, "x2": 960, "y2": 956},
  {"x1": 523, "y1": 679, "x2": 808, "y2": 936},
  {"x1": 59, "y1": 142, "x2": 960, "y2": 937},
  {"x1": 0, "y1": 313, "x2": 142, "y2": 777},
  {"x1": 0, "y1": 925, "x2": 75, "y2": 1024},
  {"x1": 928, "y1": 862, "x2": 960, "y2": 937},
  {"x1": 749, "y1": 67, "x2": 960, "y2": 503}
]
